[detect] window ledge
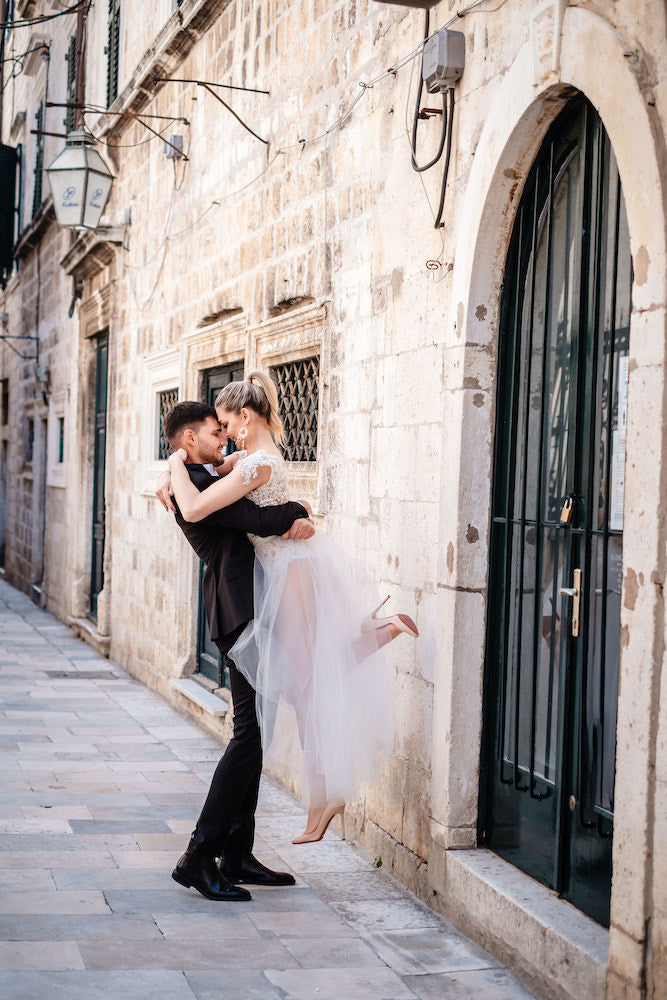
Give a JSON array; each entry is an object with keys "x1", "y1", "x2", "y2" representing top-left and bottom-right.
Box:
[
  {"x1": 68, "y1": 616, "x2": 111, "y2": 658},
  {"x1": 172, "y1": 677, "x2": 229, "y2": 716}
]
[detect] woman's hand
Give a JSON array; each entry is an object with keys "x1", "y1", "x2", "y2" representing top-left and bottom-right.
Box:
[
  {"x1": 168, "y1": 447, "x2": 187, "y2": 470},
  {"x1": 213, "y1": 451, "x2": 241, "y2": 477},
  {"x1": 155, "y1": 471, "x2": 175, "y2": 512}
]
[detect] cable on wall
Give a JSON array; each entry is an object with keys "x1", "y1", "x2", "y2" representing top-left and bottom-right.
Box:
[
  {"x1": 410, "y1": 12, "x2": 445, "y2": 172},
  {"x1": 0, "y1": 0, "x2": 88, "y2": 30},
  {"x1": 121, "y1": 0, "x2": 509, "y2": 272}
]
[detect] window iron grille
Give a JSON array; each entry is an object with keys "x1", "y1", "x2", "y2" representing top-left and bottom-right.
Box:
[
  {"x1": 58, "y1": 416, "x2": 65, "y2": 463},
  {"x1": 157, "y1": 387, "x2": 179, "y2": 460},
  {"x1": 270, "y1": 356, "x2": 319, "y2": 462}
]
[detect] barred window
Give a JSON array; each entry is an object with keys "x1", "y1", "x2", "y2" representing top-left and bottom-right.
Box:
[
  {"x1": 156, "y1": 387, "x2": 178, "y2": 460},
  {"x1": 271, "y1": 357, "x2": 319, "y2": 462}
]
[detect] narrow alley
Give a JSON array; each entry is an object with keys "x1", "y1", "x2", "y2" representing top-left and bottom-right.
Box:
[{"x1": 0, "y1": 578, "x2": 536, "y2": 1000}]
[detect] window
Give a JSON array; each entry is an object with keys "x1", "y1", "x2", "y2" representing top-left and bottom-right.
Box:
[
  {"x1": 32, "y1": 101, "x2": 44, "y2": 218},
  {"x1": 106, "y1": 0, "x2": 121, "y2": 108},
  {"x1": 142, "y1": 349, "x2": 179, "y2": 493},
  {"x1": 1, "y1": 379, "x2": 8, "y2": 425},
  {"x1": 156, "y1": 387, "x2": 179, "y2": 460},
  {"x1": 47, "y1": 392, "x2": 67, "y2": 488},
  {"x1": 270, "y1": 356, "x2": 320, "y2": 462}
]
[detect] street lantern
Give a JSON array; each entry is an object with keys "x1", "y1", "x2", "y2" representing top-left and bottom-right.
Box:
[{"x1": 46, "y1": 129, "x2": 114, "y2": 230}]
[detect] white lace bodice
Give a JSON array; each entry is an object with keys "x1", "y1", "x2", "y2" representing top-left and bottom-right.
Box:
[{"x1": 236, "y1": 449, "x2": 289, "y2": 507}]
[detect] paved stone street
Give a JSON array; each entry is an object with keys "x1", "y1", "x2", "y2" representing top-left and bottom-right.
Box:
[{"x1": 0, "y1": 579, "x2": 537, "y2": 1000}]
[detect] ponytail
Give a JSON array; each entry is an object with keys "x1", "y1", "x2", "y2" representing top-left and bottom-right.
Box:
[{"x1": 215, "y1": 370, "x2": 285, "y2": 445}]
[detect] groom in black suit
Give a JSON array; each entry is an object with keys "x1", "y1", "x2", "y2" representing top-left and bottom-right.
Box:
[{"x1": 158, "y1": 401, "x2": 314, "y2": 901}]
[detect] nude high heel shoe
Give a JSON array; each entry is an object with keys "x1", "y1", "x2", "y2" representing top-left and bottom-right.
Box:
[
  {"x1": 362, "y1": 595, "x2": 419, "y2": 638},
  {"x1": 292, "y1": 804, "x2": 346, "y2": 845}
]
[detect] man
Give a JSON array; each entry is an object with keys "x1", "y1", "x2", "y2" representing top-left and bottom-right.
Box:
[{"x1": 157, "y1": 401, "x2": 314, "y2": 902}]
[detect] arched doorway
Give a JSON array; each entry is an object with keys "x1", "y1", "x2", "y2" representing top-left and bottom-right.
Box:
[{"x1": 480, "y1": 97, "x2": 631, "y2": 927}]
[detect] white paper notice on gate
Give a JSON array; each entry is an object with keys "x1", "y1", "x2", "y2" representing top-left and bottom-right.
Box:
[
  {"x1": 609, "y1": 357, "x2": 629, "y2": 532},
  {"x1": 609, "y1": 430, "x2": 625, "y2": 531},
  {"x1": 617, "y1": 356, "x2": 629, "y2": 434}
]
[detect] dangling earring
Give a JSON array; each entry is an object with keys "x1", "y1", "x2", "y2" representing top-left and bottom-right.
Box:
[{"x1": 236, "y1": 426, "x2": 247, "y2": 449}]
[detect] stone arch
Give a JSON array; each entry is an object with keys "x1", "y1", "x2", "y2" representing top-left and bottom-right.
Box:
[{"x1": 431, "y1": 6, "x2": 667, "y2": 979}]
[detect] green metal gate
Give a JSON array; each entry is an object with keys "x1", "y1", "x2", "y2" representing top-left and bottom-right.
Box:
[
  {"x1": 480, "y1": 99, "x2": 631, "y2": 926},
  {"x1": 90, "y1": 331, "x2": 109, "y2": 620},
  {"x1": 197, "y1": 362, "x2": 244, "y2": 687}
]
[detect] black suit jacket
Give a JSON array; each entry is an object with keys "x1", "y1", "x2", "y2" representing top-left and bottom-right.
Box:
[{"x1": 174, "y1": 463, "x2": 307, "y2": 643}]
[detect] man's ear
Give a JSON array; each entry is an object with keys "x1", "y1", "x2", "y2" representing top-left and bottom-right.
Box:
[{"x1": 181, "y1": 427, "x2": 196, "y2": 448}]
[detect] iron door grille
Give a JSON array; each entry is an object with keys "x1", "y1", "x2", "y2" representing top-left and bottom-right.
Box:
[{"x1": 480, "y1": 99, "x2": 630, "y2": 926}]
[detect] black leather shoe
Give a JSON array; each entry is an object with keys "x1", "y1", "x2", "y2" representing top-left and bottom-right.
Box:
[
  {"x1": 172, "y1": 845, "x2": 252, "y2": 901},
  {"x1": 219, "y1": 852, "x2": 296, "y2": 887}
]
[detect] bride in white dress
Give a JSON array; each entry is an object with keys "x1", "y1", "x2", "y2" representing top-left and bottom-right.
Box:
[{"x1": 168, "y1": 372, "x2": 418, "y2": 843}]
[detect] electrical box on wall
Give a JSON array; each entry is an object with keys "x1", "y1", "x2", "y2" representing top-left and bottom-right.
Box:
[
  {"x1": 164, "y1": 135, "x2": 184, "y2": 159},
  {"x1": 373, "y1": 0, "x2": 441, "y2": 8},
  {"x1": 422, "y1": 29, "x2": 465, "y2": 92}
]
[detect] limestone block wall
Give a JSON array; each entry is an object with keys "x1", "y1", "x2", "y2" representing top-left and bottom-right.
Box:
[
  {"x1": 1, "y1": 1, "x2": 666, "y2": 996},
  {"x1": 0, "y1": 4, "x2": 82, "y2": 611}
]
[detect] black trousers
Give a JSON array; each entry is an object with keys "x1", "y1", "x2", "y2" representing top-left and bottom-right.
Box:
[{"x1": 194, "y1": 624, "x2": 262, "y2": 860}]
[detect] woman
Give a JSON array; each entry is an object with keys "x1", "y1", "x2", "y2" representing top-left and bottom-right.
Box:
[{"x1": 168, "y1": 371, "x2": 418, "y2": 843}]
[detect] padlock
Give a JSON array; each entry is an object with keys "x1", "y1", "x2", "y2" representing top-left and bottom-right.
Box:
[{"x1": 560, "y1": 496, "x2": 574, "y2": 524}]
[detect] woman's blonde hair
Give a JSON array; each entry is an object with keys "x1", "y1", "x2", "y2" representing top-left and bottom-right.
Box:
[{"x1": 214, "y1": 370, "x2": 285, "y2": 445}]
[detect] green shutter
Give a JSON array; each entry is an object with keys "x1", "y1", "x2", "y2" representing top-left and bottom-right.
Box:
[
  {"x1": 0, "y1": 144, "x2": 17, "y2": 286},
  {"x1": 106, "y1": 0, "x2": 121, "y2": 108},
  {"x1": 65, "y1": 35, "x2": 76, "y2": 133},
  {"x1": 32, "y1": 103, "x2": 44, "y2": 219}
]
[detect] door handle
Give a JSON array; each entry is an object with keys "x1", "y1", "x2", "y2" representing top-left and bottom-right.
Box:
[{"x1": 559, "y1": 568, "x2": 582, "y2": 637}]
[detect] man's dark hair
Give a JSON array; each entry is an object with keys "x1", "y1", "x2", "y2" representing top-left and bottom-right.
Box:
[{"x1": 164, "y1": 401, "x2": 218, "y2": 445}]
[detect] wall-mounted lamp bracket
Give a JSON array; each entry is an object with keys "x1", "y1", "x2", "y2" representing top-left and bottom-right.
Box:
[
  {"x1": 153, "y1": 77, "x2": 270, "y2": 96},
  {"x1": 0, "y1": 333, "x2": 39, "y2": 360},
  {"x1": 154, "y1": 78, "x2": 269, "y2": 145},
  {"x1": 45, "y1": 104, "x2": 190, "y2": 160}
]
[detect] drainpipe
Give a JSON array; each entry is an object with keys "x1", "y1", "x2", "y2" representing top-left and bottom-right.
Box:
[{"x1": 0, "y1": 1, "x2": 7, "y2": 138}]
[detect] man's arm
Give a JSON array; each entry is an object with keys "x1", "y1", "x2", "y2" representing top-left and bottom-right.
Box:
[
  {"x1": 158, "y1": 465, "x2": 313, "y2": 538},
  {"x1": 204, "y1": 496, "x2": 310, "y2": 537}
]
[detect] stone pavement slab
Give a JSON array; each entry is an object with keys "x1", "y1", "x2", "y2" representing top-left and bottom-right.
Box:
[
  {"x1": 404, "y1": 968, "x2": 538, "y2": 999},
  {"x1": 0, "y1": 970, "x2": 199, "y2": 1000},
  {"x1": 0, "y1": 579, "x2": 537, "y2": 1000}
]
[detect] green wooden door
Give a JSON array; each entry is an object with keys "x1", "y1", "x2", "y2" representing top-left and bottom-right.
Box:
[
  {"x1": 197, "y1": 362, "x2": 244, "y2": 686},
  {"x1": 90, "y1": 331, "x2": 109, "y2": 620},
  {"x1": 480, "y1": 99, "x2": 631, "y2": 926}
]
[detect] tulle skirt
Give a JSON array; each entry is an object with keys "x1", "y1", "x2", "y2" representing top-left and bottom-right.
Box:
[{"x1": 229, "y1": 532, "x2": 395, "y2": 807}]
